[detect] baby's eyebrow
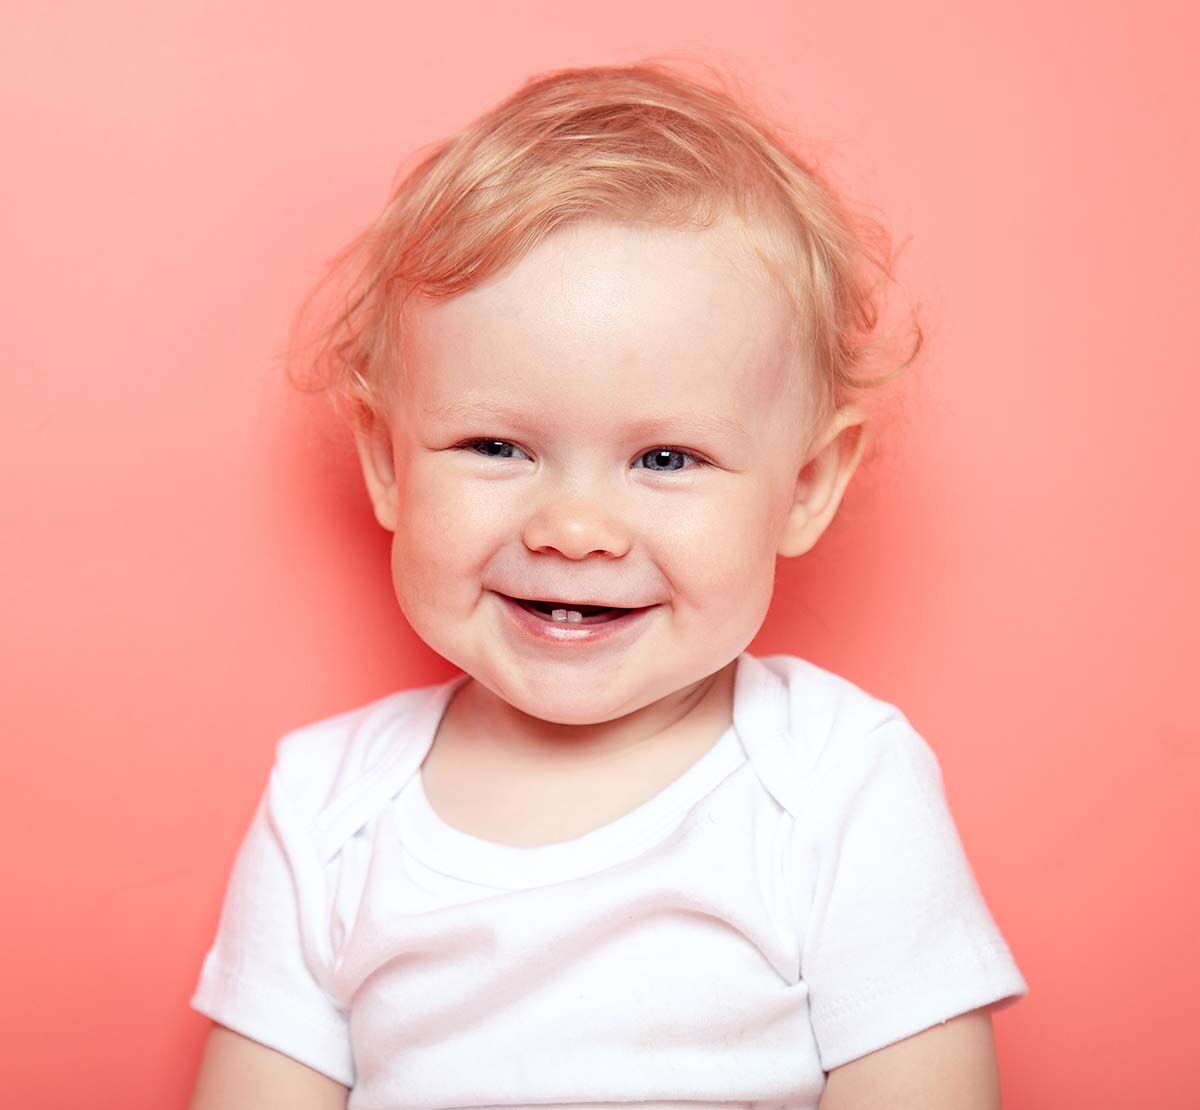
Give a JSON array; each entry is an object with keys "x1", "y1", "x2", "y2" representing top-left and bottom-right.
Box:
[
  {"x1": 621, "y1": 412, "x2": 748, "y2": 444},
  {"x1": 424, "y1": 400, "x2": 529, "y2": 425},
  {"x1": 425, "y1": 400, "x2": 747, "y2": 443}
]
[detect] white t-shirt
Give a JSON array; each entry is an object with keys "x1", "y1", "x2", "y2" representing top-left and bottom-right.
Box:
[{"x1": 190, "y1": 651, "x2": 1027, "y2": 1108}]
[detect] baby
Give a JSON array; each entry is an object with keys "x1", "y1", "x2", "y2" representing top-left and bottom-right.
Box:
[{"x1": 189, "y1": 60, "x2": 1027, "y2": 1109}]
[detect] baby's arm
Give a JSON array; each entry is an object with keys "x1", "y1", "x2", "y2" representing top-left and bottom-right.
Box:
[
  {"x1": 188, "y1": 1023, "x2": 350, "y2": 1110},
  {"x1": 189, "y1": 732, "x2": 361, "y2": 1100},
  {"x1": 817, "y1": 1006, "x2": 1001, "y2": 1110}
]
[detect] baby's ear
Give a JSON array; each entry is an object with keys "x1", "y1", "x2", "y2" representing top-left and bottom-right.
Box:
[
  {"x1": 776, "y1": 406, "x2": 868, "y2": 558},
  {"x1": 351, "y1": 407, "x2": 399, "y2": 532}
]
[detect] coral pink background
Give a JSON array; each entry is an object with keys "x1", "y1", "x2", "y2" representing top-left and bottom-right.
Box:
[{"x1": 4, "y1": 2, "x2": 1196, "y2": 1106}]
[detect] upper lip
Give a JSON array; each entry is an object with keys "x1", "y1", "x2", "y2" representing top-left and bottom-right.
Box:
[{"x1": 497, "y1": 591, "x2": 652, "y2": 609}]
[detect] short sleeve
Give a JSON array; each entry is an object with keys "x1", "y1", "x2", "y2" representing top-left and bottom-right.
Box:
[
  {"x1": 190, "y1": 755, "x2": 356, "y2": 1087},
  {"x1": 797, "y1": 713, "x2": 1028, "y2": 1071}
]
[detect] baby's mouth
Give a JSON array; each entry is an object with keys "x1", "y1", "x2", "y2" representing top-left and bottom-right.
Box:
[{"x1": 505, "y1": 595, "x2": 635, "y2": 625}]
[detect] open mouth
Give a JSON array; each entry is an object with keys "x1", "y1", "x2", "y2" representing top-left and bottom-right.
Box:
[{"x1": 505, "y1": 595, "x2": 639, "y2": 625}]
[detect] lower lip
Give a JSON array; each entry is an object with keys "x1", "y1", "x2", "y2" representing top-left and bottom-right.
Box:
[{"x1": 494, "y1": 593, "x2": 658, "y2": 645}]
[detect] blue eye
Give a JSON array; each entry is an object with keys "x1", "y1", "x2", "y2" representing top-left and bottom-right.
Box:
[
  {"x1": 633, "y1": 447, "x2": 706, "y2": 472},
  {"x1": 459, "y1": 439, "x2": 530, "y2": 460},
  {"x1": 456, "y1": 440, "x2": 707, "y2": 472}
]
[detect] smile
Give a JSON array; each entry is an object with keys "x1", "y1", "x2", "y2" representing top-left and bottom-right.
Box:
[{"x1": 494, "y1": 592, "x2": 658, "y2": 643}]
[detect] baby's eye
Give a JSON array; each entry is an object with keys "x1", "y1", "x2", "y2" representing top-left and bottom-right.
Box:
[
  {"x1": 632, "y1": 447, "x2": 707, "y2": 472},
  {"x1": 459, "y1": 438, "x2": 531, "y2": 460},
  {"x1": 456, "y1": 440, "x2": 707, "y2": 471}
]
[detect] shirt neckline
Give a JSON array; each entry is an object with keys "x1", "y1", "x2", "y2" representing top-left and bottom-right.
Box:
[{"x1": 394, "y1": 655, "x2": 756, "y2": 890}]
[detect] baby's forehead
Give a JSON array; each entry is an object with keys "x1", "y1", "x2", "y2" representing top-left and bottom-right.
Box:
[
  {"x1": 470, "y1": 218, "x2": 779, "y2": 307},
  {"x1": 402, "y1": 218, "x2": 802, "y2": 416}
]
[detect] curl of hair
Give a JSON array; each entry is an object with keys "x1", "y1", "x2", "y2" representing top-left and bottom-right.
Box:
[{"x1": 283, "y1": 56, "x2": 923, "y2": 446}]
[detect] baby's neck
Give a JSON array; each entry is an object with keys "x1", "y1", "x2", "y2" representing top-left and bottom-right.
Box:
[
  {"x1": 418, "y1": 659, "x2": 738, "y2": 848},
  {"x1": 433, "y1": 659, "x2": 737, "y2": 773}
]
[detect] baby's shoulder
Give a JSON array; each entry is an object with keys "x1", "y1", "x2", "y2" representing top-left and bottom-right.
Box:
[
  {"x1": 746, "y1": 652, "x2": 935, "y2": 814},
  {"x1": 754, "y1": 651, "x2": 916, "y2": 749},
  {"x1": 267, "y1": 680, "x2": 445, "y2": 818}
]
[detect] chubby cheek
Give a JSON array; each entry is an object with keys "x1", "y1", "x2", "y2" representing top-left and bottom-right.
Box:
[
  {"x1": 651, "y1": 486, "x2": 778, "y2": 622},
  {"x1": 388, "y1": 461, "x2": 505, "y2": 622}
]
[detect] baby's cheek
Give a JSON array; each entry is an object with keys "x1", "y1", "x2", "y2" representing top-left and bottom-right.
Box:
[
  {"x1": 655, "y1": 496, "x2": 775, "y2": 597},
  {"x1": 386, "y1": 476, "x2": 460, "y2": 603},
  {"x1": 397, "y1": 461, "x2": 460, "y2": 535},
  {"x1": 393, "y1": 473, "x2": 515, "y2": 598}
]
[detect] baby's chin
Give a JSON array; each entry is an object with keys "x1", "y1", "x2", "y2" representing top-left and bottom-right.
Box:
[
  {"x1": 486, "y1": 672, "x2": 649, "y2": 727},
  {"x1": 465, "y1": 658, "x2": 678, "y2": 729},
  {"x1": 509, "y1": 698, "x2": 638, "y2": 729}
]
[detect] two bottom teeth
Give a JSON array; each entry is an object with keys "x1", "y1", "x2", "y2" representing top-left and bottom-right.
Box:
[{"x1": 551, "y1": 609, "x2": 583, "y2": 623}]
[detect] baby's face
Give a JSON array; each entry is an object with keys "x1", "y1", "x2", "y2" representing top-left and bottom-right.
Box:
[{"x1": 359, "y1": 217, "x2": 854, "y2": 725}]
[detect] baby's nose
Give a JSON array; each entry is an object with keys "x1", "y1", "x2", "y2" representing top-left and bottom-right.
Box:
[{"x1": 521, "y1": 492, "x2": 632, "y2": 560}]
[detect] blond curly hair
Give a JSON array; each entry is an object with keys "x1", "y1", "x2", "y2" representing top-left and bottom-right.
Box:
[{"x1": 284, "y1": 57, "x2": 921, "y2": 450}]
